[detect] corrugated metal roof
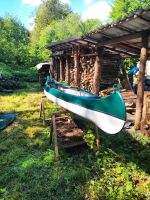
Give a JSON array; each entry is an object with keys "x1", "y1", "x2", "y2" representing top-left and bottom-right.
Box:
[{"x1": 46, "y1": 7, "x2": 150, "y2": 57}]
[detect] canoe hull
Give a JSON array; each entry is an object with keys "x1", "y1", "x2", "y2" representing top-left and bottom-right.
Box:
[{"x1": 44, "y1": 89, "x2": 126, "y2": 134}]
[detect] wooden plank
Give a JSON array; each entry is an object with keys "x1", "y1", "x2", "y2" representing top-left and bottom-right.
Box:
[{"x1": 61, "y1": 141, "x2": 85, "y2": 149}]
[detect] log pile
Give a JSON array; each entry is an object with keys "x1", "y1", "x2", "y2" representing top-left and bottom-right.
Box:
[
  {"x1": 80, "y1": 57, "x2": 95, "y2": 91},
  {"x1": 79, "y1": 56, "x2": 121, "y2": 92},
  {"x1": 121, "y1": 90, "x2": 136, "y2": 129},
  {"x1": 141, "y1": 92, "x2": 150, "y2": 136}
]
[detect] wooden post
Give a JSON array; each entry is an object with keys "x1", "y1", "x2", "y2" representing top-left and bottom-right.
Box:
[
  {"x1": 74, "y1": 47, "x2": 80, "y2": 87},
  {"x1": 56, "y1": 58, "x2": 60, "y2": 81},
  {"x1": 134, "y1": 33, "x2": 149, "y2": 130},
  {"x1": 92, "y1": 48, "x2": 103, "y2": 95},
  {"x1": 60, "y1": 57, "x2": 64, "y2": 82},
  {"x1": 95, "y1": 126, "x2": 100, "y2": 149},
  {"x1": 39, "y1": 94, "x2": 46, "y2": 126},
  {"x1": 65, "y1": 56, "x2": 70, "y2": 85},
  {"x1": 51, "y1": 57, "x2": 56, "y2": 79},
  {"x1": 52, "y1": 114, "x2": 59, "y2": 160},
  {"x1": 50, "y1": 59, "x2": 55, "y2": 79}
]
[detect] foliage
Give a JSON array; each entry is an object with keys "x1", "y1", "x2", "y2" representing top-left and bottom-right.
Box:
[
  {"x1": 83, "y1": 129, "x2": 95, "y2": 149},
  {"x1": 110, "y1": 0, "x2": 150, "y2": 21},
  {"x1": 0, "y1": 2, "x2": 101, "y2": 66},
  {"x1": 28, "y1": 43, "x2": 44, "y2": 66},
  {"x1": 0, "y1": 85, "x2": 150, "y2": 200},
  {"x1": 0, "y1": 62, "x2": 13, "y2": 77},
  {"x1": 0, "y1": 63, "x2": 38, "y2": 90},
  {"x1": 38, "y1": 13, "x2": 101, "y2": 60},
  {"x1": 0, "y1": 16, "x2": 31, "y2": 67},
  {"x1": 31, "y1": 0, "x2": 72, "y2": 43}
]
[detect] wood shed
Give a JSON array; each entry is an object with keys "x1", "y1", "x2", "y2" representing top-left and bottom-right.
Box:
[{"x1": 46, "y1": 7, "x2": 150, "y2": 131}]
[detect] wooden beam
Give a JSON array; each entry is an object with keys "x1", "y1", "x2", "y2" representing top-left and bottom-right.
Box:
[
  {"x1": 134, "y1": 33, "x2": 149, "y2": 130},
  {"x1": 87, "y1": 31, "x2": 142, "y2": 54},
  {"x1": 113, "y1": 43, "x2": 140, "y2": 54},
  {"x1": 71, "y1": 52, "x2": 98, "y2": 57},
  {"x1": 104, "y1": 46, "x2": 135, "y2": 56},
  {"x1": 97, "y1": 30, "x2": 150, "y2": 46},
  {"x1": 92, "y1": 47, "x2": 103, "y2": 95},
  {"x1": 116, "y1": 25, "x2": 135, "y2": 34}
]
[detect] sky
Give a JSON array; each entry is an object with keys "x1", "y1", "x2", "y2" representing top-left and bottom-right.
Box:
[{"x1": 0, "y1": 0, "x2": 113, "y2": 30}]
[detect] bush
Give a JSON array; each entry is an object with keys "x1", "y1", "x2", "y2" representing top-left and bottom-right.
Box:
[{"x1": 0, "y1": 63, "x2": 39, "y2": 90}]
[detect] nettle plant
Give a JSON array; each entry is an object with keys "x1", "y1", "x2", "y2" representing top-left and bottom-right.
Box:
[{"x1": 83, "y1": 129, "x2": 96, "y2": 149}]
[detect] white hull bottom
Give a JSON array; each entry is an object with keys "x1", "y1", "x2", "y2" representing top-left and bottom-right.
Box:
[{"x1": 44, "y1": 90, "x2": 125, "y2": 134}]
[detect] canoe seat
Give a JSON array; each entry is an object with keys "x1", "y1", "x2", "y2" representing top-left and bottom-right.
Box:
[{"x1": 63, "y1": 88, "x2": 96, "y2": 97}]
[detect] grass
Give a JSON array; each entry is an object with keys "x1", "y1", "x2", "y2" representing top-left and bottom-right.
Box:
[{"x1": 0, "y1": 83, "x2": 150, "y2": 200}]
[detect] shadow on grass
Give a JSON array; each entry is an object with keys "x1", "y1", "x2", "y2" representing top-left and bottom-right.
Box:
[{"x1": 99, "y1": 129, "x2": 150, "y2": 174}]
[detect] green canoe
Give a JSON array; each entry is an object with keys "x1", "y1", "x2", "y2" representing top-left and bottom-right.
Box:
[{"x1": 44, "y1": 77, "x2": 126, "y2": 134}]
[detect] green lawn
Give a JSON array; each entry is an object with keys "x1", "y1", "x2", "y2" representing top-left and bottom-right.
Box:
[{"x1": 0, "y1": 83, "x2": 150, "y2": 200}]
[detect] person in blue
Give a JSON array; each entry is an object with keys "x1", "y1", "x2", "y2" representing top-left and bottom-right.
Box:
[{"x1": 128, "y1": 65, "x2": 139, "y2": 90}]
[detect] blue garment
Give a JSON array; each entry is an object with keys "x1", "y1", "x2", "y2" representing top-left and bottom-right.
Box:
[{"x1": 128, "y1": 66, "x2": 139, "y2": 75}]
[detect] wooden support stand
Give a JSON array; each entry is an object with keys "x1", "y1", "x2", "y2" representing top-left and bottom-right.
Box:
[
  {"x1": 40, "y1": 94, "x2": 100, "y2": 160},
  {"x1": 39, "y1": 94, "x2": 46, "y2": 125},
  {"x1": 50, "y1": 110, "x2": 69, "y2": 160},
  {"x1": 95, "y1": 126, "x2": 100, "y2": 150}
]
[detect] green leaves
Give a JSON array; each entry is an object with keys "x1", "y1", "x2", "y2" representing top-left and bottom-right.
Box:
[
  {"x1": 126, "y1": 181, "x2": 133, "y2": 192},
  {"x1": 31, "y1": 0, "x2": 72, "y2": 43},
  {"x1": 0, "y1": 16, "x2": 30, "y2": 67},
  {"x1": 83, "y1": 129, "x2": 96, "y2": 149},
  {"x1": 110, "y1": 0, "x2": 150, "y2": 22}
]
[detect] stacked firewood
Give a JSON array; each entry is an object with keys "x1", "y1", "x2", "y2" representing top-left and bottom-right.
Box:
[
  {"x1": 68, "y1": 54, "x2": 121, "y2": 93},
  {"x1": 80, "y1": 57, "x2": 95, "y2": 91},
  {"x1": 141, "y1": 93, "x2": 150, "y2": 136}
]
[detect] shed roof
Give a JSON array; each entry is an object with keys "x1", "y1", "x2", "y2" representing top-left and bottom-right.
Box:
[{"x1": 46, "y1": 7, "x2": 150, "y2": 57}]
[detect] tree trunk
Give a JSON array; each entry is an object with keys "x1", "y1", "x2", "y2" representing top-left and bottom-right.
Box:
[
  {"x1": 92, "y1": 48, "x2": 103, "y2": 95},
  {"x1": 134, "y1": 33, "x2": 149, "y2": 130}
]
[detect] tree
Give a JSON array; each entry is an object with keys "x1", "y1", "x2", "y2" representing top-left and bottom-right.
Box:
[
  {"x1": 80, "y1": 18, "x2": 102, "y2": 35},
  {"x1": 31, "y1": 0, "x2": 72, "y2": 43},
  {"x1": 110, "y1": 0, "x2": 150, "y2": 21},
  {"x1": 38, "y1": 13, "x2": 101, "y2": 60},
  {"x1": 0, "y1": 15, "x2": 30, "y2": 67},
  {"x1": 38, "y1": 13, "x2": 101, "y2": 47}
]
